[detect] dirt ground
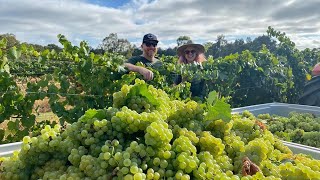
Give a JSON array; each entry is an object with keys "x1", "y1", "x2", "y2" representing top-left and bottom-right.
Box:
[
  {"x1": 16, "y1": 77, "x2": 53, "y2": 113},
  {"x1": 0, "y1": 77, "x2": 59, "y2": 129}
]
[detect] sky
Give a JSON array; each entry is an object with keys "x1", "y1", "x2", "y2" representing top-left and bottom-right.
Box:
[{"x1": 1, "y1": 0, "x2": 320, "y2": 50}]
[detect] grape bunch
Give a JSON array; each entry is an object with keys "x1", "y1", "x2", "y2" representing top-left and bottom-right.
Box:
[
  {"x1": 1, "y1": 79, "x2": 320, "y2": 180},
  {"x1": 113, "y1": 79, "x2": 171, "y2": 114},
  {"x1": 256, "y1": 111, "x2": 320, "y2": 148},
  {"x1": 126, "y1": 95, "x2": 156, "y2": 113}
]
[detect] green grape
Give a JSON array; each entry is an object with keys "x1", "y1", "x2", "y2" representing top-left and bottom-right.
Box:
[
  {"x1": 22, "y1": 136, "x2": 31, "y2": 144},
  {"x1": 2, "y1": 82, "x2": 320, "y2": 180},
  {"x1": 124, "y1": 159, "x2": 132, "y2": 167},
  {"x1": 130, "y1": 165, "x2": 139, "y2": 174}
]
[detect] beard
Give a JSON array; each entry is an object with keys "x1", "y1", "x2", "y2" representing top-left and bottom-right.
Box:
[{"x1": 144, "y1": 49, "x2": 157, "y2": 58}]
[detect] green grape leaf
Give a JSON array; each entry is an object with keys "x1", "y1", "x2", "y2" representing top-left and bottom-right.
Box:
[
  {"x1": 45, "y1": 74, "x2": 53, "y2": 82},
  {"x1": 48, "y1": 84, "x2": 59, "y2": 93},
  {"x1": 60, "y1": 77, "x2": 70, "y2": 90},
  {"x1": 207, "y1": 91, "x2": 217, "y2": 106},
  {"x1": 8, "y1": 47, "x2": 19, "y2": 60},
  {"x1": 41, "y1": 49, "x2": 50, "y2": 57},
  {"x1": 205, "y1": 91, "x2": 231, "y2": 122},
  {"x1": 90, "y1": 52, "x2": 95, "y2": 60},
  {"x1": 79, "y1": 109, "x2": 107, "y2": 122},
  {"x1": 17, "y1": 129, "x2": 29, "y2": 140},
  {"x1": 21, "y1": 115, "x2": 36, "y2": 128},
  {"x1": 126, "y1": 84, "x2": 159, "y2": 107},
  {"x1": 33, "y1": 50, "x2": 40, "y2": 57},
  {"x1": 20, "y1": 43, "x2": 28, "y2": 52},
  {"x1": 80, "y1": 44, "x2": 88, "y2": 56},
  {"x1": 7, "y1": 120, "x2": 19, "y2": 131},
  {"x1": 271, "y1": 56, "x2": 279, "y2": 65},
  {"x1": 37, "y1": 79, "x2": 49, "y2": 88},
  {"x1": 0, "y1": 38, "x2": 7, "y2": 48},
  {"x1": 257, "y1": 67, "x2": 264, "y2": 72},
  {"x1": 120, "y1": 73, "x2": 136, "y2": 86},
  {"x1": 3, "y1": 64, "x2": 10, "y2": 73},
  {"x1": 1, "y1": 56, "x2": 8, "y2": 69}
]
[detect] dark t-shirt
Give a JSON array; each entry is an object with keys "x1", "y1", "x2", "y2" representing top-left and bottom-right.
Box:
[{"x1": 126, "y1": 56, "x2": 162, "y2": 70}]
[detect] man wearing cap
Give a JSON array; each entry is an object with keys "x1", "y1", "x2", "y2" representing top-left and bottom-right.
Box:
[{"x1": 124, "y1": 33, "x2": 162, "y2": 81}]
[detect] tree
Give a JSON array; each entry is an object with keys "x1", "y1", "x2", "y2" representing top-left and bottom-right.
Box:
[
  {"x1": 206, "y1": 35, "x2": 228, "y2": 58},
  {"x1": 132, "y1": 44, "x2": 142, "y2": 57},
  {"x1": 216, "y1": 35, "x2": 227, "y2": 49},
  {"x1": 248, "y1": 35, "x2": 277, "y2": 53},
  {"x1": 26, "y1": 43, "x2": 45, "y2": 52},
  {"x1": 204, "y1": 42, "x2": 215, "y2": 57},
  {"x1": 164, "y1": 47, "x2": 177, "y2": 56},
  {"x1": 0, "y1": 33, "x2": 19, "y2": 48},
  {"x1": 157, "y1": 47, "x2": 177, "y2": 56},
  {"x1": 203, "y1": 42, "x2": 213, "y2": 51},
  {"x1": 98, "y1": 33, "x2": 133, "y2": 57},
  {"x1": 90, "y1": 47, "x2": 105, "y2": 55},
  {"x1": 45, "y1": 44, "x2": 62, "y2": 53},
  {"x1": 176, "y1": 36, "x2": 193, "y2": 47},
  {"x1": 246, "y1": 37, "x2": 252, "y2": 44}
]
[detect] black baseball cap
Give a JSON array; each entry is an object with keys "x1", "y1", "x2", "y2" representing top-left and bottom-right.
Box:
[{"x1": 143, "y1": 33, "x2": 159, "y2": 43}]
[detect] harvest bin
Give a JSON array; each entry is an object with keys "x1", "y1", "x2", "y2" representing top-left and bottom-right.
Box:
[
  {"x1": 232, "y1": 102, "x2": 320, "y2": 160},
  {"x1": 0, "y1": 142, "x2": 22, "y2": 157},
  {"x1": 1, "y1": 103, "x2": 320, "y2": 159}
]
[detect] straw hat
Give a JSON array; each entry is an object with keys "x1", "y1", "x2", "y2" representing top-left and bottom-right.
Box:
[{"x1": 177, "y1": 43, "x2": 205, "y2": 56}]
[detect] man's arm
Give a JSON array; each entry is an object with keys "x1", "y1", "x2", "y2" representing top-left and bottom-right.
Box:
[{"x1": 124, "y1": 63, "x2": 154, "y2": 81}]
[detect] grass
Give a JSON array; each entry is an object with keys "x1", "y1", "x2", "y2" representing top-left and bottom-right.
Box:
[
  {"x1": 0, "y1": 112, "x2": 59, "y2": 134},
  {"x1": 35, "y1": 112, "x2": 59, "y2": 122}
]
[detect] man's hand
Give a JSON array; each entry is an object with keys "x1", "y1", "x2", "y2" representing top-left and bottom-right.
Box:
[
  {"x1": 124, "y1": 63, "x2": 154, "y2": 81},
  {"x1": 138, "y1": 67, "x2": 154, "y2": 81}
]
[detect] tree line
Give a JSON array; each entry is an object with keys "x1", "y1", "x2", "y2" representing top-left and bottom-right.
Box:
[{"x1": 3, "y1": 29, "x2": 311, "y2": 61}]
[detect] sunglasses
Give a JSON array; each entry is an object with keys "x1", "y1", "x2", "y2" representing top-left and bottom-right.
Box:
[
  {"x1": 184, "y1": 50, "x2": 197, "y2": 55},
  {"x1": 144, "y1": 42, "x2": 158, "y2": 47}
]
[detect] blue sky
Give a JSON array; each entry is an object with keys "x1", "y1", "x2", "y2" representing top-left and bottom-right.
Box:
[
  {"x1": 1, "y1": 0, "x2": 319, "y2": 50},
  {"x1": 85, "y1": 0, "x2": 130, "y2": 8}
]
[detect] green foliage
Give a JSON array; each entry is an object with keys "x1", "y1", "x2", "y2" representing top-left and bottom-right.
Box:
[
  {"x1": 176, "y1": 35, "x2": 193, "y2": 46},
  {"x1": 125, "y1": 84, "x2": 159, "y2": 107},
  {"x1": 79, "y1": 109, "x2": 108, "y2": 123},
  {"x1": 98, "y1": 33, "x2": 133, "y2": 58},
  {"x1": 205, "y1": 91, "x2": 231, "y2": 122},
  {"x1": 1, "y1": 27, "x2": 320, "y2": 144}
]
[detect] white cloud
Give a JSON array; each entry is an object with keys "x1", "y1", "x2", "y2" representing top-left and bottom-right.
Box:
[{"x1": 0, "y1": 0, "x2": 319, "y2": 49}]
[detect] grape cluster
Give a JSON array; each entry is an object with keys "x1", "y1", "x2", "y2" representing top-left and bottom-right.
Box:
[
  {"x1": 145, "y1": 121, "x2": 173, "y2": 148},
  {"x1": 257, "y1": 111, "x2": 320, "y2": 148},
  {"x1": 232, "y1": 115, "x2": 263, "y2": 144},
  {"x1": 1, "y1": 80, "x2": 320, "y2": 180},
  {"x1": 126, "y1": 95, "x2": 156, "y2": 113}
]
